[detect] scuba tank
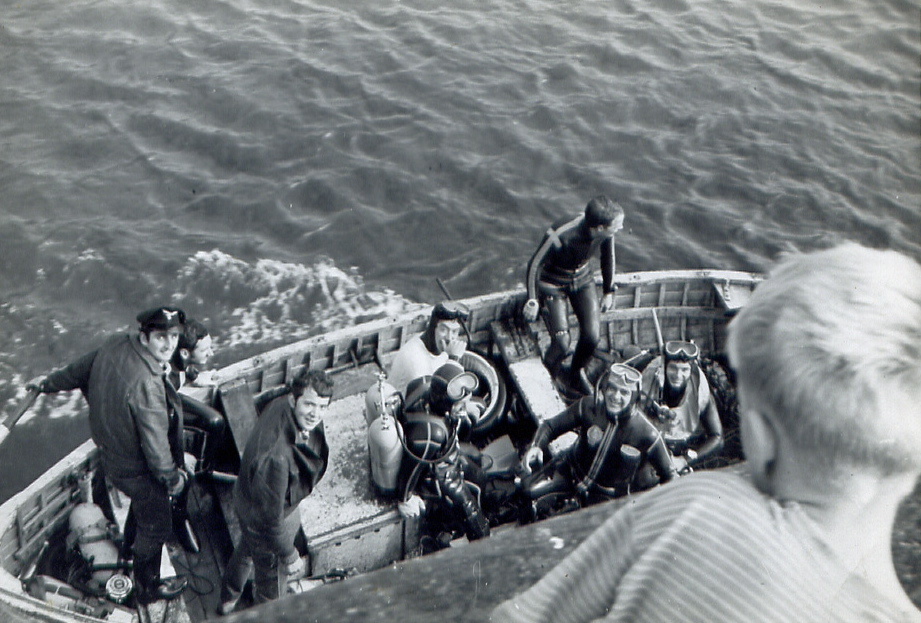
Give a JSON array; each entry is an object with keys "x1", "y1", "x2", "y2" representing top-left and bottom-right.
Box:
[
  {"x1": 66, "y1": 473, "x2": 121, "y2": 593},
  {"x1": 67, "y1": 503, "x2": 121, "y2": 590},
  {"x1": 365, "y1": 375, "x2": 403, "y2": 496}
]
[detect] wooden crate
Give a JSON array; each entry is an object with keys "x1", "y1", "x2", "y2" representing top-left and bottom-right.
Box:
[{"x1": 307, "y1": 510, "x2": 417, "y2": 577}]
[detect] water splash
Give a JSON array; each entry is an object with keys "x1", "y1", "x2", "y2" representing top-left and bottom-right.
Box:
[{"x1": 171, "y1": 250, "x2": 420, "y2": 351}]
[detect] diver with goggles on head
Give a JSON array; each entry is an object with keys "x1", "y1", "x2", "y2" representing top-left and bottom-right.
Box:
[
  {"x1": 639, "y1": 340, "x2": 724, "y2": 476},
  {"x1": 518, "y1": 362, "x2": 677, "y2": 515}
]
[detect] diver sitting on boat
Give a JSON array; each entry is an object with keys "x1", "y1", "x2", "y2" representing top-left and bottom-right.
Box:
[
  {"x1": 388, "y1": 301, "x2": 470, "y2": 396},
  {"x1": 522, "y1": 195, "x2": 624, "y2": 397},
  {"x1": 394, "y1": 361, "x2": 491, "y2": 543},
  {"x1": 165, "y1": 318, "x2": 227, "y2": 555},
  {"x1": 517, "y1": 363, "x2": 677, "y2": 517},
  {"x1": 169, "y1": 318, "x2": 227, "y2": 474},
  {"x1": 29, "y1": 306, "x2": 190, "y2": 606},
  {"x1": 638, "y1": 340, "x2": 723, "y2": 478}
]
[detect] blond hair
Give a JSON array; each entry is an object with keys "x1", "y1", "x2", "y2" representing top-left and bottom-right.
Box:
[{"x1": 728, "y1": 243, "x2": 921, "y2": 476}]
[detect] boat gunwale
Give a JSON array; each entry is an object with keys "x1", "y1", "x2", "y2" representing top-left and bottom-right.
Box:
[
  {"x1": 0, "y1": 439, "x2": 98, "y2": 596},
  {"x1": 213, "y1": 269, "x2": 760, "y2": 398}
]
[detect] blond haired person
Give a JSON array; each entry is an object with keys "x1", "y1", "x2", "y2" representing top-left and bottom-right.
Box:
[{"x1": 492, "y1": 244, "x2": 921, "y2": 623}]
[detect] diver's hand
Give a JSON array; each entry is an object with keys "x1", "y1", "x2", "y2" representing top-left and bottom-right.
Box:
[
  {"x1": 25, "y1": 377, "x2": 48, "y2": 393},
  {"x1": 285, "y1": 553, "x2": 306, "y2": 579},
  {"x1": 652, "y1": 402, "x2": 677, "y2": 423},
  {"x1": 398, "y1": 495, "x2": 425, "y2": 518},
  {"x1": 445, "y1": 337, "x2": 467, "y2": 360},
  {"x1": 520, "y1": 446, "x2": 543, "y2": 475},
  {"x1": 190, "y1": 369, "x2": 216, "y2": 387},
  {"x1": 167, "y1": 470, "x2": 188, "y2": 497},
  {"x1": 600, "y1": 292, "x2": 616, "y2": 313},
  {"x1": 522, "y1": 299, "x2": 539, "y2": 323}
]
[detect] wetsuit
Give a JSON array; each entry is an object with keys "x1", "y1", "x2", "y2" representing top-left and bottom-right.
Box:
[
  {"x1": 396, "y1": 403, "x2": 490, "y2": 541},
  {"x1": 640, "y1": 357, "x2": 723, "y2": 466},
  {"x1": 521, "y1": 395, "x2": 676, "y2": 504},
  {"x1": 525, "y1": 215, "x2": 615, "y2": 378}
]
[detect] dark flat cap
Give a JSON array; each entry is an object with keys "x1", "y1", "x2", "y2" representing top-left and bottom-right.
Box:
[{"x1": 136, "y1": 306, "x2": 186, "y2": 331}]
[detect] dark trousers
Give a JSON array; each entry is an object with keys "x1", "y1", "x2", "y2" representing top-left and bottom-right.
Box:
[
  {"x1": 109, "y1": 471, "x2": 172, "y2": 593},
  {"x1": 542, "y1": 282, "x2": 601, "y2": 376},
  {"x1": 221, "y1": 511, "x2": 300, "y2": 607}
]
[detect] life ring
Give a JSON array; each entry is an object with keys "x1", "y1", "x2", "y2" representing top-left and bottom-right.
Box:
[{"x1": 458, "y1": 351, "x2": 507, "y2": 437}]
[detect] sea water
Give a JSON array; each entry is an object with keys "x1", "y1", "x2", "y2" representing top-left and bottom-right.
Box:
[{"x1": 0, "y1": 0, "x2": 918, "y2": 501}]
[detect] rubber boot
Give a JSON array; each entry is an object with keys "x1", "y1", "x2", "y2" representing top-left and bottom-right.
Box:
[
  {"x1": 569, "y1": 367, "x2": 594, "y2": 396},
  {"x1": 134, "y1": 551, "x2": 187, "y2": 605},
  {"x1": 460, "y1": 497, "x2": 491, "y2": 541}
]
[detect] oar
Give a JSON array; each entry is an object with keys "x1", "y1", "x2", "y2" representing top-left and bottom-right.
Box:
[
  {"x1": 0, "y1": 387, "x2": 41, "y2": 446},
  {"x1": 651, "y1": 307, "x2": 665, "y2": 355},
  {"x1": 650, "y1": 308, "x2": 666, "y2": 401}
]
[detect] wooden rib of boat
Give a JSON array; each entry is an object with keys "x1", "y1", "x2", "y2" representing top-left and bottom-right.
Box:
[{"x1": 0, "y1": 269, "x2": 760, "y2": 623}]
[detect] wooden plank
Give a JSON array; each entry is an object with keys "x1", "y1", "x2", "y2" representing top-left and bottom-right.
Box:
[
  {"x1": 167, "y1": 481, "x2": 233, "y2": 622},
  {"x1": 489, "y1": 320, "x2": 572, "y2": 455},
  {"x1": 307, "y1": 511, "x2": 407, "y2": 577},
  {"x1": 217, "y1": 380, "x2": 260, "y2": 459}
]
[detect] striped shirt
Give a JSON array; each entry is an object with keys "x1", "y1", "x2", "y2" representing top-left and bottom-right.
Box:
[{"x1": 492, "y1": 471, "x2": 920, "y2": 623}]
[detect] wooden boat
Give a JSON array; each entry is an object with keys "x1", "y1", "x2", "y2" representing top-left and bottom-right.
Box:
[{"x1": 0, "y1": 269, "x2": 760, "y2": 623}]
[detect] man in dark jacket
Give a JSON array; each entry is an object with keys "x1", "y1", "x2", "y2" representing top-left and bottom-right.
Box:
[
  {"x1": 518, "y1": 363, "x2": 677, "y2": 509},
  {"x1": 219, "y1": 369, "x2": 333, "y2": 614},
  {"x1": 33, "y1": 306, "x2": 189, "y2": 605}
]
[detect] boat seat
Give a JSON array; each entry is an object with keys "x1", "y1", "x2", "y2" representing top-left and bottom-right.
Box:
[{"x1": 713, "y1": 279, "x2": 753, "y2": 312}]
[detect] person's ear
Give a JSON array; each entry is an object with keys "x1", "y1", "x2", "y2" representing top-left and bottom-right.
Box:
[
  {"x1": 179, "y1": 348, "x2": 190, "y2": 361},
  {"x1": 742, "y1": 407, "x2": 779, "y2": 491},
  {"x1": 138, "y1": 332, "x2": 150, "y2": 347}
]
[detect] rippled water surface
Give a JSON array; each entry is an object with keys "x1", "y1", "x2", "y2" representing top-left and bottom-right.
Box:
[{"x1": 0, "y1": 0, "x2": 918, "y2": 500}]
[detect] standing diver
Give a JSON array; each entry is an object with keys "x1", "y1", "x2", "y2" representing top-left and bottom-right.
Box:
[{"x1": 523, "y1": 196, "x2": 624, "y2": 396}]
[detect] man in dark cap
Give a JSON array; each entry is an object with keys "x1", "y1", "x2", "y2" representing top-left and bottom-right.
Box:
[
  {"x1": 219, "y1": 368, "x2": 333, "y2": 614},
  {"x1": 523, "y1": 195, "x2": 624, "y2": 396},
  {"x1": 31, "y1": 306, "x2": 190, "y2": 605}
]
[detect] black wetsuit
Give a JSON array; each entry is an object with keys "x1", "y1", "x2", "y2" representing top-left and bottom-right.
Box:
[{"x1": 525, "y1": 215, "x2": 615, "y2": 378}]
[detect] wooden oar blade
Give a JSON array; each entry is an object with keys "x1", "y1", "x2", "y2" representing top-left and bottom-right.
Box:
[{"x1": 0, "y1": 387, "x2": 41, "y2": 446}]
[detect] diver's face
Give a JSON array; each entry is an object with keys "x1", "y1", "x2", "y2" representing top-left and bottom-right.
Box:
[
  {"x1": 603, "y1": 382, "x2": 634, "y2": 418},
  {"x1": 666, "y1": 361, "x2": 692, "y2": 392},
  {"x1": 140, "y1": 328, "x2": 181, "y2": 365},
  {"x1": 433, "y1": 320, "x2": 463, "y2": 355},
  {"x1": 589, "y1": 214, "x2": 624, "y2": 240},
  {"x1": 189, "y1": 334, "x2": 214, "y2": 367}
]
